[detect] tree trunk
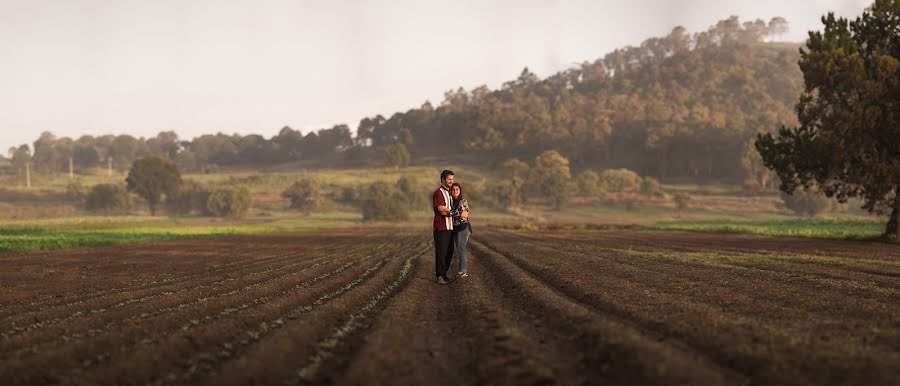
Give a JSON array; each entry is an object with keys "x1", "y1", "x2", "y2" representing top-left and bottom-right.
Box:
[{"x1": 887, "y1": 186, "x2": 900, "y2": 241}]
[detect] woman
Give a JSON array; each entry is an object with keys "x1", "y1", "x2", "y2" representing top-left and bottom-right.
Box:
[{"x1": 450, "y1": 182, "x2": 471, "y2": 277}]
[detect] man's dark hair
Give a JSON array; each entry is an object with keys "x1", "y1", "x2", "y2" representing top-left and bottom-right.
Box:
[{"x1": 440, "y1": 169, "x2": 454, "y2": 182}]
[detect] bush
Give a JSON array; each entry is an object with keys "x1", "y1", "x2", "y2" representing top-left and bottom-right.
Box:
[
  {"x1": 498, "y1": 158, "x2": 530, "y2": 180},
  {"x1": 361, "y1": 184, "x2": 409, "y2": 221},
  {"x1": 780, "y1": 188, "x2": 832, "y2": 217},
  {"x1": 167, "y1": 180, "x2": 212, "y2": 217},
  {"x1": 207, "y1": 185, "x2": 252, "y2": 218},
  {"x1": 282, "y1": 178, "x2": 324, "y2": 212},
  {"x1": 65, "y1": 179, "x2": 87, "y2": 202},
  {"x1": 673, "y1": 192, "x2": 691, "y2": 212},
  {"x1": 85, "y1": 183, "x2": 132, "y2": 212},
  {"x1": 640, "y1": 177, "x2": 664, "y2": 197},
  {"x1": 576, "y1": 170, "x2": 601, "y2": 196},
  {"x1": 384, "y1": 143, "x2": 410, "y2": 169},
  {"x1": 600, "y1": 169, "x2": 642, "y2": 193},
  {"x1": 528, "y1": 150, "x2": 574, "y2": 210},
  {"x1": 488, "y1": 181, "x2": 520, "y2": 209}
]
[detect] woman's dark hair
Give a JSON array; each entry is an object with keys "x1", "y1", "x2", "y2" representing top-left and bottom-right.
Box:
[
  {"x1": 450, "y1": 182, "x2": 464, "y2": 206},
  {"x1": 440, "y1": 169, "x2": 454, "y2": 183}
]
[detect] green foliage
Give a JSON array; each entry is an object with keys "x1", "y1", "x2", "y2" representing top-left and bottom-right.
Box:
[
  {"x1": 488, "y1": 181, "x2": 520, "y2": 209},
  {"x1": 780, "y1": 188, "x2": 832, "y2": 217},
  {"x1": 528, "y1": 150, "x2": 573, "y2": 210},
  {"x1": 282, "y1": 178, "x2": 324, "y2": 212},
  {"x1": 206, "y1": 185, "x2": 252, "y2": 218},
  {"x1": 645, "y1": 218, "x2": 883, "y2": 239},
  {"x1": 673, "y1": 192, "x2": 691, "y2": 212},
  {"x1": 600, "y1": 169, "x2": 641, "y2": 193},
  {"x1": 85, "y1": 183, "x2": 132, "y2": 212},
  {"x1": 576, "y1": 170, "x2": 601, "y2": 197},
  {"x1": 395, "y1": 175, "x2": 426, "y2": 210},
  {"x1": 640, "y1": 177, "x2": 664, "y2": 197},
  {"x1": 384, "y1": 143, "x2": 410, "y2": 169},
  {"x1": 126, "y1": 156, "x2": 182, "y2": 215},
  {"x1": 498, "y1": 158, "x2": 530, "y2": 180},
  {"x1": 360, "y1": 183, "x2": 409, "y2": 221},
  {"x1": 755, "y1": 1, "x2": 900, "y2": 239},
  {"x1": 6, "y1": 15, "x2": 807, "y2": 187},
  {"x1": 65, "y1": 179, "x2": 87, "y2": 202},
  {"x1": 167, "y1": 180, "x2": 212, "y2": 217}
]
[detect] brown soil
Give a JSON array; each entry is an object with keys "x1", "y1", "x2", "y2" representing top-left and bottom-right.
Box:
[{"x1": 0, "y1": 228, "x2": 897, "y2": 386}]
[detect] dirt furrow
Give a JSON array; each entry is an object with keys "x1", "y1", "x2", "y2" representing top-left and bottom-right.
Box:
[
  {"x1": 0, "y1": 244, "x2": 327, "y2": 321},
  {"x1": 0, "y1": 241, "x2": 293, "y2": 310},
  {"x1": 3, "y1": 243, "x2": 370, "y2": 361},
  {"x1": 0, "y1": 247, "x2": 336, "y2": 340},
  {"x1": 475, "y1": 233, "x2": 900, "y2": 385},
  {"x1": 469, "y1": 240, "x2": 744, "y2": 386}
]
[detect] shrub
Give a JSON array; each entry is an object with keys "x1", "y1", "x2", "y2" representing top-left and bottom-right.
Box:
[
  {"x1": 384, "y1": 143, "x2": 410, "y2": 169},
  {"x1": 207, "y1": 185, "x2": 252, "y2": 218},
  {"x1": 85, "y1": 183, "x2": 132, "y2": 212},
  {"x1": 640, "y1": 176, "x2": 664, "y2": 197},
  {"x1": 576, "y1": 170, "x2": 601, "y2": 197},
  {"x1": 673, "y1": 192, "x2": 691, "y2": 212},
  {"x1": 282, "y1": 178, "x2": 324, "y2": 212},
  {"x1": 498, "y1": 158, "x2": 530, "y2": 180},
  {"x1": 599, "y1": 169, "x2": 642, "y2": 193},
  {"x1": 167, "y1": 180, "x2": 212, "y2": 217},
  {"x1": 780, "y1": 188, "x2": 832, "y2": 217},
  {"x1": 489, "y1": 181, "x2": 520, "y2": 209},
  {"x1": 65, "y1": 179, "x2": 87, "y2": 202},
  {"x1": 361, "y1": 183, "x2": 409, "y2": 221}
]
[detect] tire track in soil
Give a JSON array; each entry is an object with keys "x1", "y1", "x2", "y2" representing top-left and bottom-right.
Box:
[
  {"x1": 328, "y1": 247, "x2": 477, "y2": 386},
  {"x1": 468, "y1": 239, "x2": 747, "y2": 386},
  {"x1": 280, "y1": 247, "x2": 426, "y2": 386},
  {"x1": 334, "y1": 241, "x2": 625, "y2": 386}
]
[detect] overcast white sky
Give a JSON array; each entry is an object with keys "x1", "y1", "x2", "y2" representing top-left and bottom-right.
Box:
[{"x1": 0, "y1": 0, "x2": 871, "y2": 151}]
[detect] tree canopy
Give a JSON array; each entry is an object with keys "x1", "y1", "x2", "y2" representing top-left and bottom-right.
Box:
[
  {"x1": 755, "y1": 0, "x2": 900, "y2": 239},
  {"x1": 5, "y1": 16, "x2": 803, "y2": 187},
  {"x1": 126, "y1": 156, "x2": 182, "y2": 216}
]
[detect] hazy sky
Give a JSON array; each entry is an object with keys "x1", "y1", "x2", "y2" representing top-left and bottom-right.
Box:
[{"x1": 0, "y1": 0, "x2": 870, "y2": 152}]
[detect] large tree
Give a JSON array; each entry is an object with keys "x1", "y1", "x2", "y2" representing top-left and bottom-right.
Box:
[
  {"x1": 126, "y1": 156, "x2": 182, "y2": 215},
  {"x1": 528, "y1": 150, "x2": 574, "y2": 210},
  {"x1": 756, "y1": 0, "x2": 900, "y2": 239}
]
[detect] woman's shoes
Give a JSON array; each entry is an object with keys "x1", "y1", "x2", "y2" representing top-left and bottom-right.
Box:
[{"x1": 457, "y1": 271, "x2": 468, "y2": 278}]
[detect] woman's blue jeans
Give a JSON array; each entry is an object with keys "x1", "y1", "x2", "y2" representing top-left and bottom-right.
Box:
[{"x1": 454, "y1": 225, "x2": 471, "y2": 273}]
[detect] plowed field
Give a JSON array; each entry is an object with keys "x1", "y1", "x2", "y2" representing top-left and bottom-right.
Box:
[{"x1": 1, "y1": 228, "x2": 897, "y2": 385}]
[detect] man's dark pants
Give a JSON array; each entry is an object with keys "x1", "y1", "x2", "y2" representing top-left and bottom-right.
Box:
[{"x1": 433, "y1": 230, "x2": 455, "y2": 278}]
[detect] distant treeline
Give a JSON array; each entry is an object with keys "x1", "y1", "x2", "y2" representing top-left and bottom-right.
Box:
[{"x1": 3, "y1": 16, "x2": 800, "y2": 186}]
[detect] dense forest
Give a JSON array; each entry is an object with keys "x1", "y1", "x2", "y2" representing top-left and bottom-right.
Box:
[{"x1": 2, "y1": 16, "x2": 801, "y2": 186}]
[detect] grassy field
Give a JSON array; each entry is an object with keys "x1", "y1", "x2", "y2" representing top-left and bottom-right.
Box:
[
  {"x1": 642, "y1": 217, "x2": 885, "y2": 239},
  {"x1": 0, "y1": 165, "x2": 889, "y2": 252}
]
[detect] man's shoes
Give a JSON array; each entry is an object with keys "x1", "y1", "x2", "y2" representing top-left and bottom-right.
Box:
[{"x1": 437, "y1": 276, "x2": 448, "y2": 285}]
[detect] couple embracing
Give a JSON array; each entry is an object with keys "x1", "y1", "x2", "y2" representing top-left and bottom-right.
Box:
[{"x1": 432, "y1": 169, "x2": 472, "y2": 285}]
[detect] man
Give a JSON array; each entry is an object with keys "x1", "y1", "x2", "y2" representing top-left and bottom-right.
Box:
[{"x1": 433, "y1": 169, "x2": 455, "y2": 284}]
